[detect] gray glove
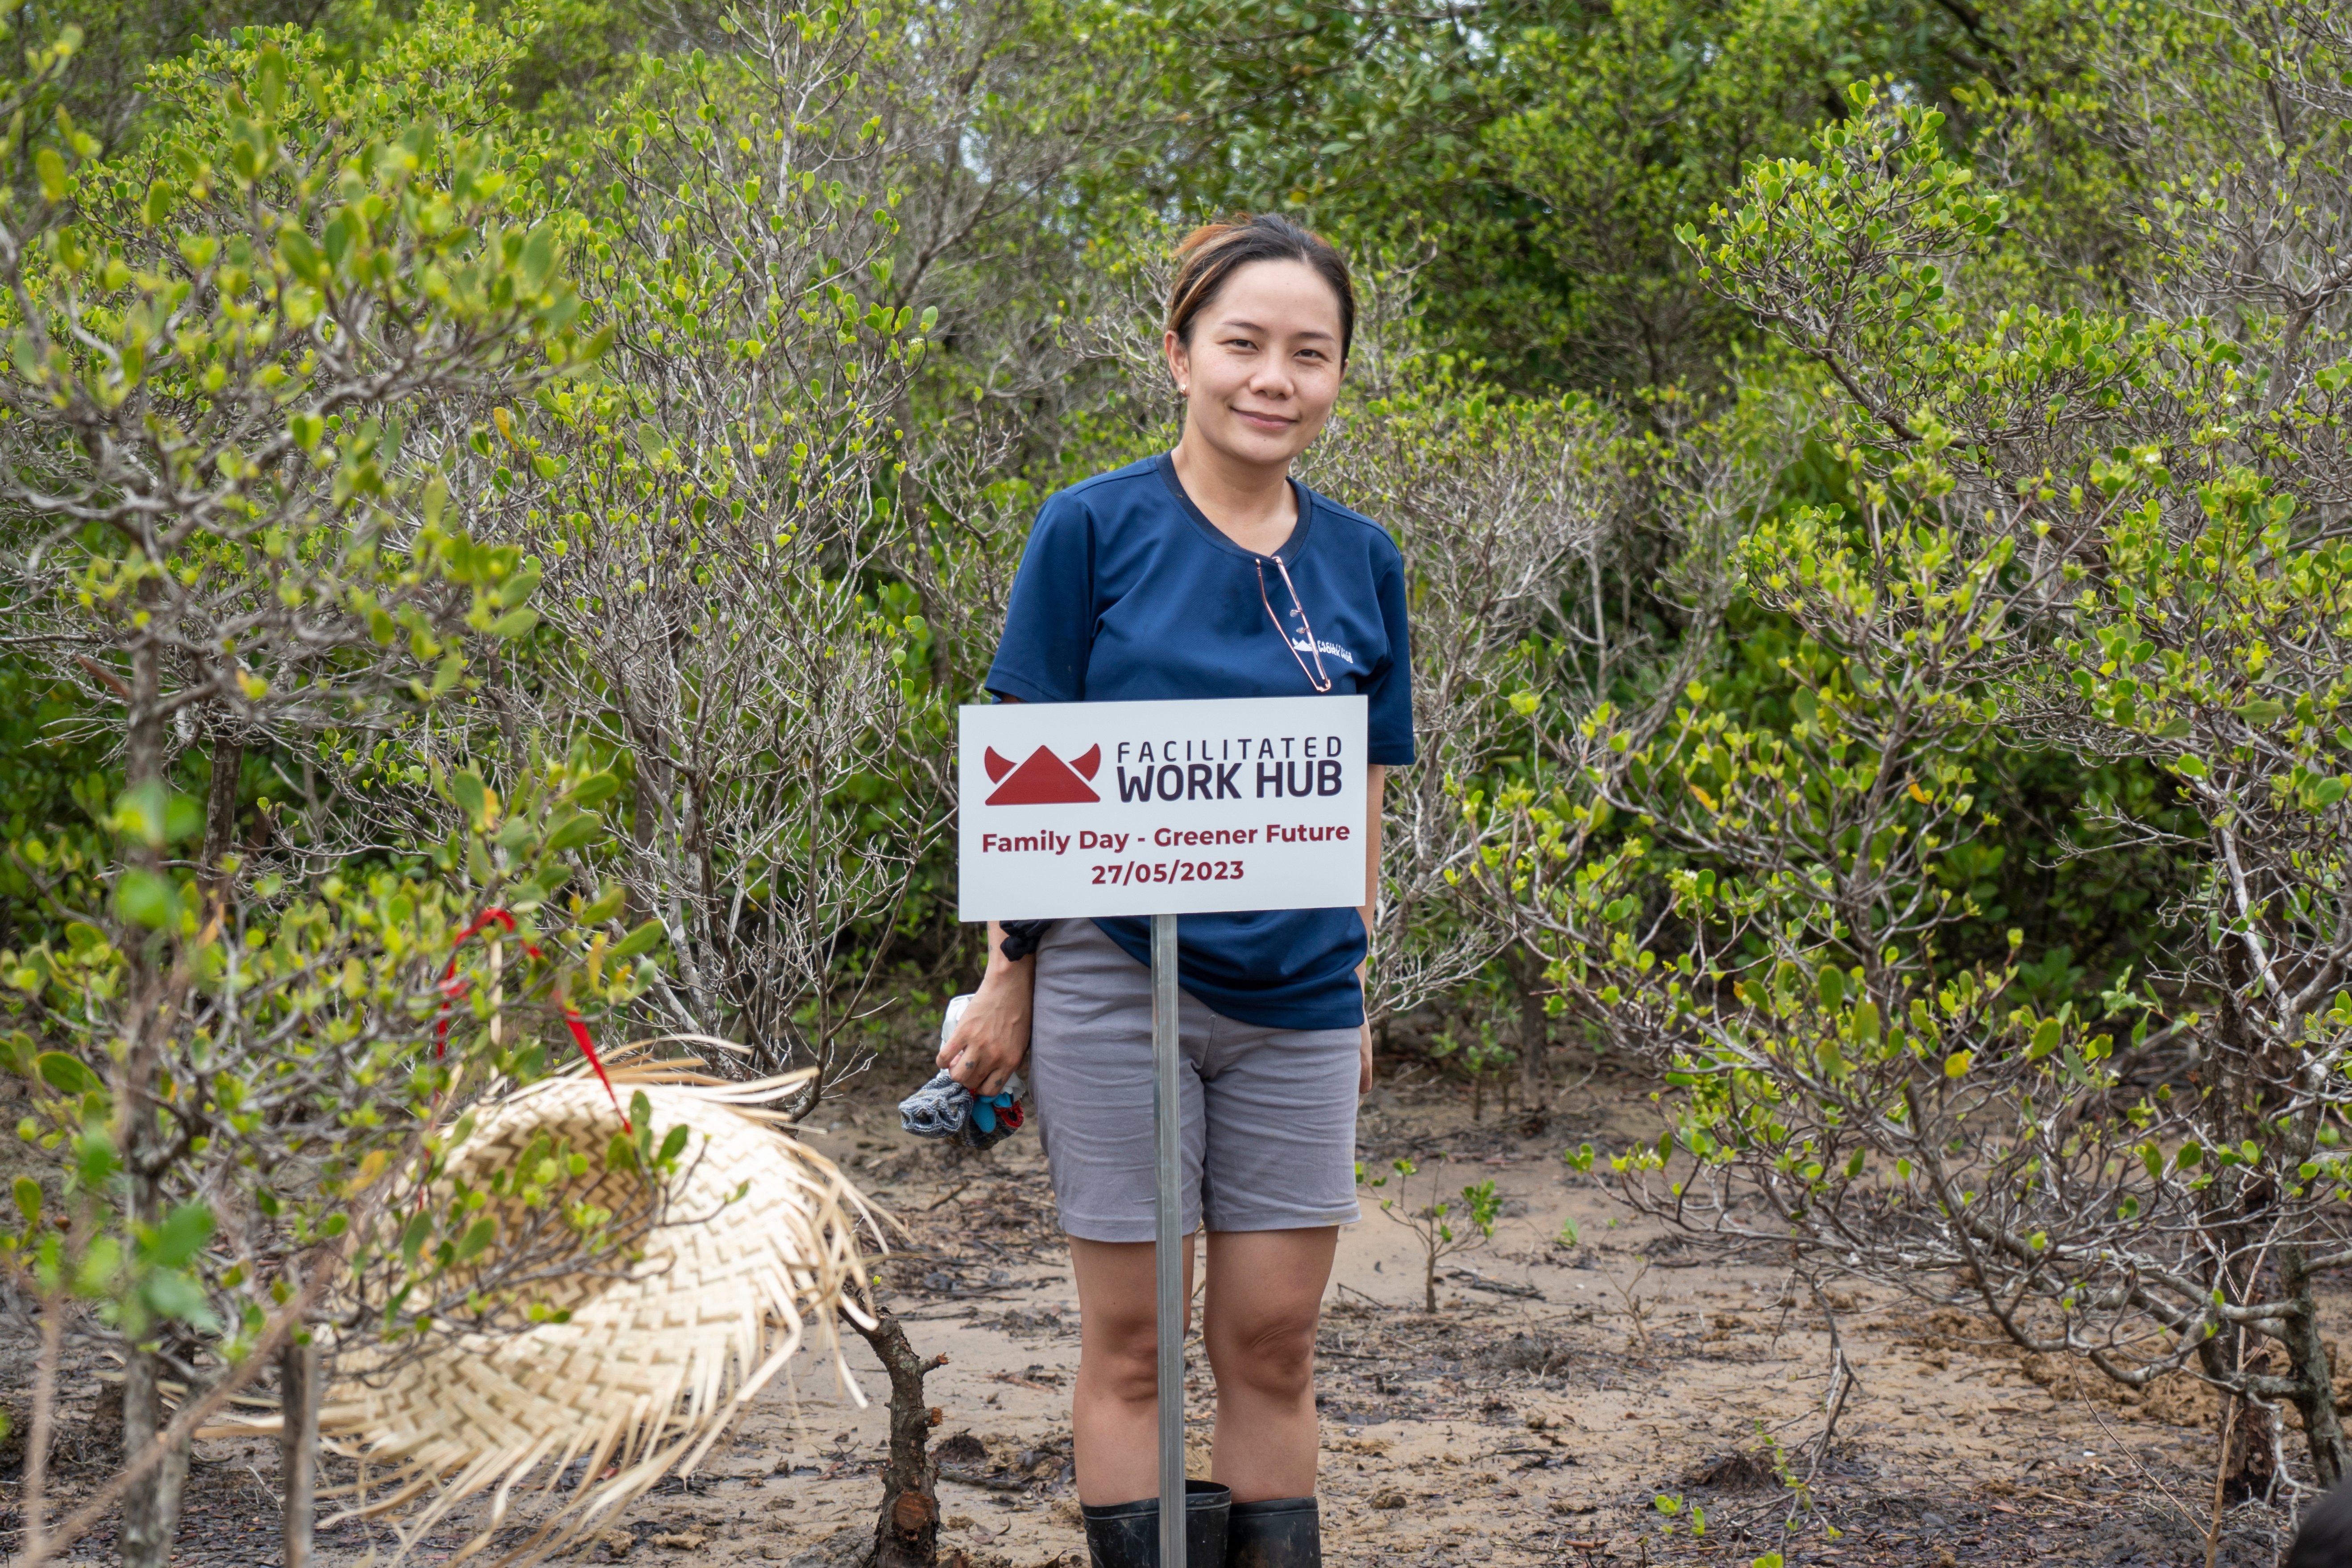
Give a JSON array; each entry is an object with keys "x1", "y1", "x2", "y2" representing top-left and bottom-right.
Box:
[{"x1": 900, "y1": 994, "x2": 1026, "y2": 1148}]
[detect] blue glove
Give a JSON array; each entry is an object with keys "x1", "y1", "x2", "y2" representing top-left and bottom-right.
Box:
[{"x1": 962, "y1": 1088, "x2": 1024, "y2": 1149}]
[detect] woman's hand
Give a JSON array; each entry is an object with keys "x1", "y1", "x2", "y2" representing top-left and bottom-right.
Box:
[
  {"x1": 940, "y1": 923, "x2": 1034, "y2": 1096},
  {"x1": 1358, "y1": 1021, "x2": 1373, "y2": 1096}
]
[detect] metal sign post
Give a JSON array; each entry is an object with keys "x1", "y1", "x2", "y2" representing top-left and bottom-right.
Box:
[
  {"x1": 955, "y1": 693, "x2": 1370, "y2": 1566},
  {"x1": 1151, "y1": 912, "x2": 1185, "y2": 1568}
]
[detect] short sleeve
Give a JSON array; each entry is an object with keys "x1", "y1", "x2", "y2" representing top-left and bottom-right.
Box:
[
  {"x1": 986, "y1": 492, "x2": 1097, "y2": 704},
  {"x1": 1365, "y1": 542, "x2": 1415, "y2": 765}
]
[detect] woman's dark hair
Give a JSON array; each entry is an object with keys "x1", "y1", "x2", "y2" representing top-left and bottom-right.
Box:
[{"x1": 1166, "y1": 214, "x2": 1356, "y2": 364}]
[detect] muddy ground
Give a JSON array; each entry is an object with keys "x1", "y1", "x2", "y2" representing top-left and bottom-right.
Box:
[{"x1": 1, "y1": 1049, "x2": 2333, "y2": 1567}]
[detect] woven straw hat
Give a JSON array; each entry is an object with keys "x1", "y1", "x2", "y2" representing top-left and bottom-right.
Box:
[{"x1": 311, "y1": 1061, "x2": 876, "y2": 1565}]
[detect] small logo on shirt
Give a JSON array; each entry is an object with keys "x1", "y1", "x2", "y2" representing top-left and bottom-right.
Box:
[
  {"x1": 984, "y1": 744, "x2": 1102, "y2": 805},
  {"x1": 1292, "y1": 637, "x2": 1356, "y2": 665}
]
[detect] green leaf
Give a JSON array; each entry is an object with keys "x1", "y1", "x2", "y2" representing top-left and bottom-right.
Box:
[
  {"x1": 115, "y1": 780, "x2": 170, "y2": 847},
  {"x1": 74, "y1": 1235, "x2": 122, "y2": 1295},
  {"x1": 277, "y1": 227, "x2": 328, "y2": 285},
  {"x1": 74, "y1": 1128, "x2": 117, "y2": 1186},
  {"x1": 451, "y1": 769, "x2": 488, "y2": 826},
  {"x1": 488, "y1": 607, "x2": 540, "y2": 639},
  {"x1": 453, "y1": 1217, "x2": 496, "y2": 1263},
  {"x1": 13, "y1": 1175, "x2": 41, "y2": 1225},
  {"x1": 520, "y1": 223, "x2": 556, "y2": 289},
  {"x1": 609, "y1": 919, "x2": 665, "y2": 962},
  {"x1": 543, "y1": 811, "x2": 602, "y2": 853},
  {"x1": 35, "y1": 1052, "x2": 100, "y2": 1097},
  {"x1": 141, "y1": 1268, "x2": 217, "y2": 1329},
  {"x1": 1817, "y1": 966, "x2": 1845, "y2": 1008},
  {"x1": 571, "y1": 772, "x2": 621, "y2": 808},
  {"x1": 145, "y1": 1202, "x2": 214, "y2": 1268}
]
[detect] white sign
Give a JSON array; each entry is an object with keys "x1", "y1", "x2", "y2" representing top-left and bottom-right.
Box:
[{"x1": 957, "y1": 696, "x2": 1369, "y2": 921}]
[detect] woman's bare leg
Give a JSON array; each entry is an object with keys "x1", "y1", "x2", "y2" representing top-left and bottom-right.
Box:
[
  {"x1": 1069, "y1": 1234, "x2": 1197, "y2": 1505},
  {"x1": 1202, "y1": 1226, "x2": 1337, "y2": 1501}
]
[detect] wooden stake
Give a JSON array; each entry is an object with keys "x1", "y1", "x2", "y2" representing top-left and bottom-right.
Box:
[{"x1": 282, "y1": 1338, "x2": 320, "y2": 1568}]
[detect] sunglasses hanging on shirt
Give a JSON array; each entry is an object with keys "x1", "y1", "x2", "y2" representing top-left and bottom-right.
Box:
[{"x1": 1255, "y1": 553, "x2": 1335, "y2": 693}]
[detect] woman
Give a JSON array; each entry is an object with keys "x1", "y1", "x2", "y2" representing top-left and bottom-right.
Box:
[{"x1": 941, "y1": 214, "x2": 1412, "y2": 1568}]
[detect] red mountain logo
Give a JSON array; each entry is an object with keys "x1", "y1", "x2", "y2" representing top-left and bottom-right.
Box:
[{"x1": 984, "y1": 743, "x2": 1101, "y2": 806}]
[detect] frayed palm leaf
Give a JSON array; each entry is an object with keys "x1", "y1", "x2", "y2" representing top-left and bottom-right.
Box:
[{"x1": 300, "y1": 1062, "x2": 875, "y2": 1565}]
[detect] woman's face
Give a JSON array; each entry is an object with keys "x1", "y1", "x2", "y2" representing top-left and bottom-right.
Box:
[{"x1": 1165, "y1": 258, "x2": 1346, "y2": 472}]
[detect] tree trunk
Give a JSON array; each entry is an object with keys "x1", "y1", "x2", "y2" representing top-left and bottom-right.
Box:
[
  {"x1": 201, "y1": 727, "x2": 243, "y2": 905},
  {"x1": 485, "y1": 645, "x2": 523, "y2": 788},
  {"x1": 118, "y1": 1352, "x2": 190, "y2": 1568},
  {"x1": 2221, "y1": 1388, "x2": 2280, "y2": 1503},
  {"x1": 848, "y1": 1310, "x2": 946, "y2": 1568},
  {"x1": 625, "y1": 725, "x2": 667, "y2": 928},
  {"x1": 282, "y1": 1338, "x2": 320, "y2": 1568},
  {"x1": 2199, "y1": 1327, "x2": 2281, "y2": 1505},
  {"x1": 2279, "y1": 1249, "x2": 2351, "y2": 1488},
  {"x1": 119, "y1": 619, "x2": 192, "y2": 1568},
  {"x1": 1515, "y1": 949, "x2": 1551, "y2": 1114}
]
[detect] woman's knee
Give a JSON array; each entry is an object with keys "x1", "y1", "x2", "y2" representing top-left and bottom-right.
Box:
[
  {"x1": 1080, "y1": 1314, "x2": 1166, "y2": 1404},
  {"x1": 1208, "y1": 1306, "x2": 1319, "y2": 1397}
]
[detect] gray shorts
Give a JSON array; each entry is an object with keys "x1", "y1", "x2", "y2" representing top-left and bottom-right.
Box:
[{"x1": 1027, "y1": 919, "x2": 1362, "y2": 1242}]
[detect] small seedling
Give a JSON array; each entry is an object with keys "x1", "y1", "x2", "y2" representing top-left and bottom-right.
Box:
[
  {"x1": 1652, "y1": 1491, "x2": 1706, "y2": 1538},
  {"x1": 1430, "y1": 1012, "x2": 1516, "y2": 1121},
  {"x1": 1605, "y1": 1257, "x2": 1657, "y2": 1351},
  {"x1": 1362, "y1": 1153, "x2": 1503, "y2": 1311}
]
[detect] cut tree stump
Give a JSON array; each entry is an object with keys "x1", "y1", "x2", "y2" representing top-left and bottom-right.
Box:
[{"x1": 847, "y1": 1309, "x2": 949, "y2": 1568}]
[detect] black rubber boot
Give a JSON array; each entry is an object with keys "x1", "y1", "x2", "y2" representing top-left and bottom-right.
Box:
[
  {"x1": 2291, "y1": 1480, "x2": 2352, "y2": 1568},
  {"x1": 1082, "y1": 1479, "x2": 1231, "y2": 1567},
  {"x1": 1227, "y1": 1495, "x2": 1320, "y2": 1568}
]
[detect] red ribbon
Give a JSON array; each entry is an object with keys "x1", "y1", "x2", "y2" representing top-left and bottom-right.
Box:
[{"x1": 436, "y1": 907, "x2": 628, "y2": 1129}]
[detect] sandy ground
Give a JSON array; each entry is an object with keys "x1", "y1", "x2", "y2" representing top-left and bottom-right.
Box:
[{"x1": 0, "y1": 1058, "x2": 2325, "y2": 1567}]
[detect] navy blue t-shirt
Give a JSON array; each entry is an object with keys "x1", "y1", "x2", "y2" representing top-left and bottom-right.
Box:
[{"x1": 986, "y1": 453, "x2": 1415, "y2": 1029}]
